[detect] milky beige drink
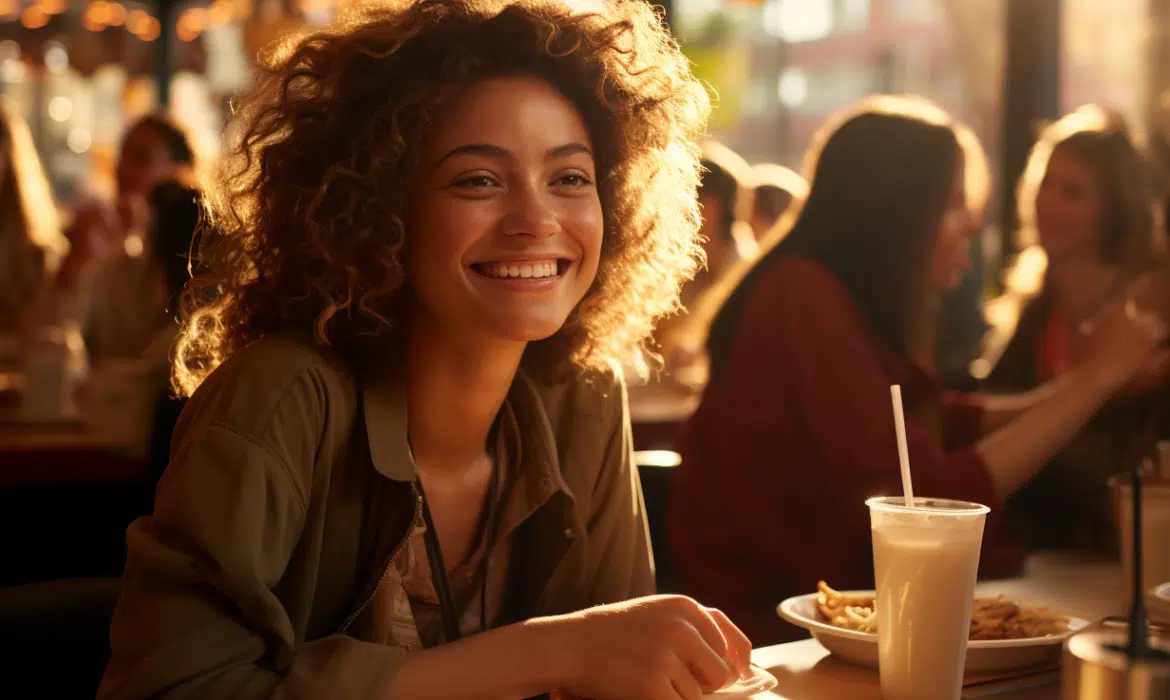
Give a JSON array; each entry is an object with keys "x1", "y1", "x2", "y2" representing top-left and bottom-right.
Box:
[{"x1": 867, "y1": 497, "x2": 989, "y2": 700}]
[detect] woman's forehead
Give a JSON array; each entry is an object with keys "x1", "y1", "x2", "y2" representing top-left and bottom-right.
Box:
[{"x1": 420, "y1": 76, "x2": 592, "y2": 163}]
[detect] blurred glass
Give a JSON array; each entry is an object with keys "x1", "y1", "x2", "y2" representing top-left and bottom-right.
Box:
[
  {"x1": 674, "y1": 0, "x2": 1004, "y2": 183},
  {"x1": 1062, "y1": 0, "x2": 1150, "y2": 137}
]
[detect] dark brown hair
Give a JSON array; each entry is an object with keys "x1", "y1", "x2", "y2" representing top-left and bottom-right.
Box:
[
  {"x1": 707, "y1": 96, "x2": 963, "y2": 373},
  {"x1": 1016, "y1": 104, "x2": 1161, "y2": 273},
  {"x1": 127, "y1": 114, "x2": 196, "y2": 166},
  {"x1": 173, "y1": 0, "x2": 709, "y2": 396}
]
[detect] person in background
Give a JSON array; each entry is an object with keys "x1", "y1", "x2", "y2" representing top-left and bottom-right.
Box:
[
  {"x1": 744, "y1": 162, "x2": 807, "y2": 241},
  {"x1": 98, "y1": 2, "x2": 752, "y2": 699},
  {"x1": 651, "y1": 140, "x2": 755, "y2": 385},
  {"x1": 981, "y1": 105, "x2": 1166, "y2": 552},
  {"x1": 57, "y1": 114, "x2": 194, "y2": 290},
  {"x1": 0, "y1": 97, "x2": 67, "y2": 366},
  {"x1": 694, "y1": 141, "x2": 757, "y2": 283},
  {"x1": 141, "y1": 179, "x2": 204, "y2": 481},
  {"x1": 76, "y1": 176, "x2": 205, "y2": 462},
  {"x1": 667, "y1": 95, "x2": 1170, "y2": 646},
  {"x1": 65, "y1": 114, "x2": 196, "y2": 363},
  {"x1": 935, "y1": 124, "x2": 994, "y2": 391}
]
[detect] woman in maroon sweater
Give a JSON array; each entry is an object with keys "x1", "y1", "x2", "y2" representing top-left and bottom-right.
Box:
[{"x1": 667, "y1": 96, "x2": 1170, "y2": 645}]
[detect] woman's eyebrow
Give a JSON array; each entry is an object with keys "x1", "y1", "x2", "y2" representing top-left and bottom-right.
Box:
[{"x1": 436, "y1": 142, "x2": 593, "y2": 166}]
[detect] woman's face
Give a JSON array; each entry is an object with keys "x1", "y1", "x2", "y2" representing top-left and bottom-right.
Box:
[
  {"x1": 928, "y1": 165, "x2": 976, "y2": 293},
  {"x1": 116, "y1": 124, "x2": 177, "y2": 200},
  {"x1": 1035, "y1": 146, "x2": 1103, "y2": 260},
  {"x1": 407, "y1": 74, "x2": 603, "y2": 344}
]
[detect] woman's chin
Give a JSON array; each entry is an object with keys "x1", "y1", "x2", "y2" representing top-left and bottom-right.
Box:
[{"x1": 488, "y1": 319, "x2": 568, "y2": 345}]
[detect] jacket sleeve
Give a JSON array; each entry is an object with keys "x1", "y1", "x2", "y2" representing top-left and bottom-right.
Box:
[
  {"x1": 98, "y1": 367, "x2": 407, "y2": 700},
  {"x1": 579, "y1": 372, "x2": 656, "y2": 604}
]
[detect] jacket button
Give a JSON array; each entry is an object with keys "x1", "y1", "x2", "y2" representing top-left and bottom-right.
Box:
[{"x1": 564, "y1": 528, "x2": 574, "y2": 539}]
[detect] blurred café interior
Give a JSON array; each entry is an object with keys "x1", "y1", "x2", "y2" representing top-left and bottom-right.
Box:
[{"x1": 1, "y1": 0, "x2": 1170, "y2": 696}]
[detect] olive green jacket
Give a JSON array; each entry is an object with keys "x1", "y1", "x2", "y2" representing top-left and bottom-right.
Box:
[{"x1": 98, "y1": 337, "x2": 654, "y2": 699}]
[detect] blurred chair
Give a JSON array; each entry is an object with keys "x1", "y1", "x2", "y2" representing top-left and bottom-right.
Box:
[
  {"x1": 636, "y1": 450, "x2": 680, "y2": 592},
  {"x1": 0, "y1": 577, "x2": 119, "y2": 697}
]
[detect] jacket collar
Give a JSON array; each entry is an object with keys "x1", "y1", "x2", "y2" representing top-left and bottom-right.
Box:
[{"x1": 358, "y1": 360, "x2": 573, "y2": 503}]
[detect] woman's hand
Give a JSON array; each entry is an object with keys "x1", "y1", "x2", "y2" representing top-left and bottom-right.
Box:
[
  {"x1": 1114, "y1": 346, "x2": 1170, "y2": 401},
  {"x1": 1081, "y1": 274, "x2": 1169, "y2": 393},
  {"x1": 542, "y1": 595, "x2": 751, "y2": 700}
]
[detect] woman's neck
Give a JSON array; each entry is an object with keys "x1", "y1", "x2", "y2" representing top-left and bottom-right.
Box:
[
  {"x1": 404, "y1": 320, "x2": 526, "y2": 477},
  {"x1": 1046, "y1": 252, "x2": 1117, "y2": 324}
]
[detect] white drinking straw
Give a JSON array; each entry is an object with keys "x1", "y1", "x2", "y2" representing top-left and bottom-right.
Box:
[{"x1": 890, "y1": 385, "x2": 916, "y2": 508}]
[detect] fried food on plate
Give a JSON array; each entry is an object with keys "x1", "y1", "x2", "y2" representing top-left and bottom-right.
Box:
[
  {"x1": 969, "y1": 597, "x2": 1070, "y2": 640},
  {"x1": 812, "y1": 581, "x2": 1070, "y2": 640},
  {"x1": 815, "y1": 581, "x2": 876, "y2": 633}
]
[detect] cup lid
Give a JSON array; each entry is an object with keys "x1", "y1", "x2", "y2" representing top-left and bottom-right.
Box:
[{"x1": 865, "y1": 495, "x2": 990, "y2": 515}]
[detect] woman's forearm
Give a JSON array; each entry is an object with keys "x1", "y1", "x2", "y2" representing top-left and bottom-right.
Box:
[
  {"x1": 976, "y1": 364, "x2": 1120, "y2": 499},
  {"x1": 382, "y1": 618, "x2": 560, "y2": 700},
  {"x1": 977, "y1": 377, "x2": 1068, "y2": 435}
]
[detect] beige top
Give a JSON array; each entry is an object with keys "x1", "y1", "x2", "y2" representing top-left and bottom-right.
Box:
[{"x1": 372, "y1": 402, "x2": 557, "y2": 649}]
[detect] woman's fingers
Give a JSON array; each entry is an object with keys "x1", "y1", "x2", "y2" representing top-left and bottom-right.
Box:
[
  {"x1": 676, "y1": 621, "x2": 733, "y2": 692},
  {"x1": 675, "y1": 600, "x2": 728, "y2": 661},
  {"x1": 706, "y1": 607, "x2": 753, "y2": 679},
  {"x1": 669, "y1": 655, "x2": 705, "y2": 700}
]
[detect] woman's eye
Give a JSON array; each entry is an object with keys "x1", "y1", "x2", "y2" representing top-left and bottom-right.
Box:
[
  {"x1": 554, "y1": 173, "x2": 593, "y2": 187},
  {"x1": 453, "y1": 174, "x2": 498, "y2": 189}
]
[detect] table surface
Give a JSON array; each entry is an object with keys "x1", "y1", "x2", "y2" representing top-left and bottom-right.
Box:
[
  {"x1": 747, "y1": 553, "x2": 1127, "y2": 699},
  {"x1": 0, "y1": 411, "x2": 145, "y2": 486},
  {"x1": 750, "y1": 639, "x2": 1061, "y2": 699}
]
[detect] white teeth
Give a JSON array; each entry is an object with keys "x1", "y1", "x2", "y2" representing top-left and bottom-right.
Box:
[{"x1": 479, "y1": 261, "x2": 559, "y2": 279}]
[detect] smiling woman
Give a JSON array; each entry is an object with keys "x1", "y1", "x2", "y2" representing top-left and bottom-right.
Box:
[
  {"x1": 96, "y1": 3, "x2": 754, "y2": 700},
  {"x1": 171, "y1": 0, "x2": 708, "y2": 392}
]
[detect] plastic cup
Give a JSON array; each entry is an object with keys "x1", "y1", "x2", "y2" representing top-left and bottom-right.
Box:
[{"x1": 867, "y1": 496, "x2": 990, "y2": 700}]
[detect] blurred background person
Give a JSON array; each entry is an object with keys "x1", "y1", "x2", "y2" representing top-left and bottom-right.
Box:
[
  {"x1": 935, "y1": 123, "x2": 995, "y2": 392},
  {"x1": 70, "y1": 114, "x2": 196, "y2": 365},
  {"x1": 79, "y1": 177, "x2": 203, "y2": 464},
  {"x1": 980, "y1": 105, "x2": 1166, "y2": 552},
  {"x1": 0, "y1": 96, "x2": 68, "y2": 368},
  {"x1": 744, "y1": 162, "x2": 807, "y2": 241},
  {"x1": 142, "y1": 179, "x2": 205, "y2": 481},
  {"x1": 650, "y1": 139, "x2": 756, "y2": 386},
  {"x1": 695, "y1": 139, "x2": 758, "y2": 284},
  {"x1": 667, "y1": 96, "x2": 1169, "y2": 645}
]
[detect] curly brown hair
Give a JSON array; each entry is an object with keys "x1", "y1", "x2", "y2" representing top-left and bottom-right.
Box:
[{"x1": 173, "y1": 0, "x2": 709, "y2": 396}]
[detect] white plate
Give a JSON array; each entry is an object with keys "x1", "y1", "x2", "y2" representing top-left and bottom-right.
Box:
[
  {"x1": 1151, "y1": 582, "x2": 1170, "y2": 621},
  {"x1": 777, "y1": 591, "x2": 1089, "y2": 675},
  {"x1": 702, "y1": 665, "x2": 778, "y2": 698}
]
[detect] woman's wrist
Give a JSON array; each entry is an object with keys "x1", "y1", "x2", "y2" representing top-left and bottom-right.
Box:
[
  {"x1": 517, "y1": 615, "x2": 577, "y2": 694},
  {"x1": 380, "y1": 618, "x2": 572, "y2": 700},
  {"x1": 1076, "y1": 356, "x2": 1131, "y2": 398}
]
